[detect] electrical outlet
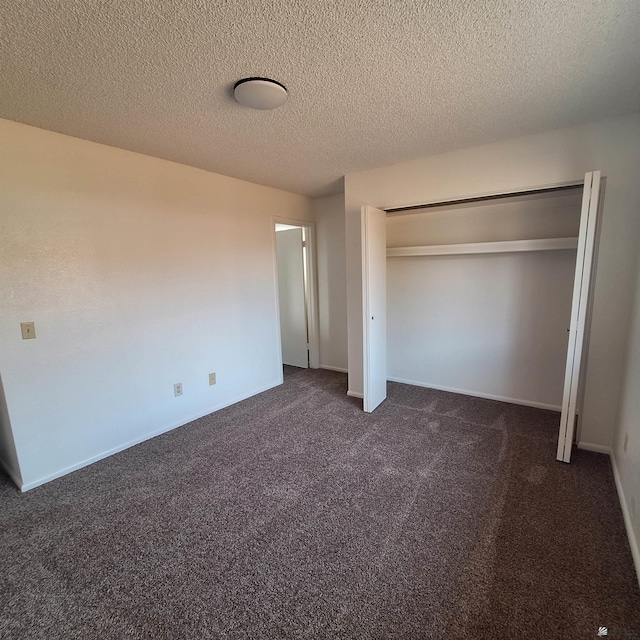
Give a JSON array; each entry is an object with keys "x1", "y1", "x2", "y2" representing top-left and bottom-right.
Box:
[
  {"x1": 174, "y1": 382, "x2": 183, "y2": 397},
  {"x1": 624, "y1": 433, "x2": 629, "y2": 454},
  {"x1": 20, "y1": 322, "x2": 36, "y2": 340},
  {"x1": 209, "y1": 372, "x2": 216, "y2": 386}
]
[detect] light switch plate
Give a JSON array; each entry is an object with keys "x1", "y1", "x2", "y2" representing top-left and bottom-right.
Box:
[
  {"x1": 209, "y1": 372, "x2": 216, "y2": 386},
  {"x1": 21, "y1": 322, "x2": 36, "y2": 340}
]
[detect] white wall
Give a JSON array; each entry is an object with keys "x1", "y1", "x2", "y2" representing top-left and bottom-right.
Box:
[
  {"x1": 314, "y1": 194, "x2": 348, "y2": 372},
  {"x1": 0, "y1": 119, "x2": 313, "y2": 490},
  {"x1": 388, "y1": 252, "x2": 577, "y2": 408},
  {"x1": 345, "y1": 113, "x2": 640, "y2": 450},
  {"x1": 386, "y1": 191, "x2": 581, "y2": 408},
  {"x1": 613, "y1": 244, "x2": 640, "y2": 578}
]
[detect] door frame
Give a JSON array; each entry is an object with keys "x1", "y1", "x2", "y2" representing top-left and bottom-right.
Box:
[{"x1": 272, "y1": 217, "x2": 320, "y2": 377}]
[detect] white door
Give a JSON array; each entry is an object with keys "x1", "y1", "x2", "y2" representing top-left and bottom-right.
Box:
[
  {"x1": 362, "y1": 206, "x2": 387, "y2": 412},
  {"x1": 557, "y1": 171, "x2": 602, "y2": 462},
  {"x1": 276, "y1": 228, "x2": 308, "y2": 368}
]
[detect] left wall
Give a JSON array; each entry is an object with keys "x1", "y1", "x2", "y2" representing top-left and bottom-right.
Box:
[{"x1": 0, "y1": 119, "x2": 313, "y2": 490}]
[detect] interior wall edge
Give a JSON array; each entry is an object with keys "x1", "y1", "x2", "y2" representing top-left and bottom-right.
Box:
[
  {"x1": 0, "y1": 372, "x2": 22, "y2": 489},
  {"x1": 313, "y1": 192, "x2": 349, "y2": 373},
  {"x1": 320, "y1": 365, "x2": 348, "y2": 373},
  {"x1": 19, "y1": 378, "x2": 282, "y2": 492},
  {"x1": 610, "y1": 451, "x2": 640, "y2": 588},
  {"x1": 386, "y1": 377, "x2": 562, "y2": 412},
  {"x1": 576, "y1": 442, "x2": 612, "y2": 455},
  {"x1": 0, "y1": 453, "x2": 23, "y2": 490}
]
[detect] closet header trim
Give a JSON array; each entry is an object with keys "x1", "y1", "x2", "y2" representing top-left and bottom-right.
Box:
[{"x1": 384, "y1": 182, "x2": 584, "y2": 214}]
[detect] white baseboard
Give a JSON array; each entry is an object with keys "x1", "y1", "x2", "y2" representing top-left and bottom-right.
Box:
[
  {"x1": 386, "y1": 376, "x2": 562, "y2": 411},
  {"x1": 347, "y1": 390, "x2": 363, "y2": 399},
  {"x1": 321, "y1": 365, "x2": 348, "y2": 373},
  {"x1": 20, "y1": 379, "x2": 281, "y2": 492},
  {"x1": 577, "y1": 442, "x2": 612, "y2": 455},
  {"x1": 610, "y1": 453, "x2": 640, "y2": 588},
  {"x1": 0, "y1": 453, "x2": 23, "y2": 490}
]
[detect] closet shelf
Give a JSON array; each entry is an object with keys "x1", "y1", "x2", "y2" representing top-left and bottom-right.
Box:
[{"x1": 386, "y1": 237, "x2": 579, "y2": 258}]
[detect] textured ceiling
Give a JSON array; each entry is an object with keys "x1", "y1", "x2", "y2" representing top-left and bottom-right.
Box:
[{"x1": 2, "y1": 1, "x2": 639, "y2": 197}]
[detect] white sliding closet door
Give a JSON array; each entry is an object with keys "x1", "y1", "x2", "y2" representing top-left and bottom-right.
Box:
[
  {"x1": 362, "y1": 206, "x2": 387, "y2": 412},
  {"x1": 557, "y1": 171, "x2": 601, "y2": 463}
]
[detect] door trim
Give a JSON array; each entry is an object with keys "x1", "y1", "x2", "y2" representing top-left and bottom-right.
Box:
[{"x1": 272, "y1": 217, "x2": 320, "y2": 375}]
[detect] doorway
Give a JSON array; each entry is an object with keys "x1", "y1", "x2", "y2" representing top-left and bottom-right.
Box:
[{"x1": 274, "y1": 219, "x2": 320, "y2": 376}]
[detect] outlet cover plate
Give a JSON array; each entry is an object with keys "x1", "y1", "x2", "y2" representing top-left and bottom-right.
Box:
[
  {"x1": 209, "y1": 373, "x2": 216, "y2": 386},
  {"x1": 174, "y1": 383, "x2": 183, "y2": 397},
  {"x1": 21, "y1": 322, "x2": 36, "y2": 339}
]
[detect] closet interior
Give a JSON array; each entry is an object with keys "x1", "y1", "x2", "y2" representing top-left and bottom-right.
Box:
[{"x1": 385, "y1": 186, "x2": 584, "y2": 411}]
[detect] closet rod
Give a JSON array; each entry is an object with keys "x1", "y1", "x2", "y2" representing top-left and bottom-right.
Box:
[{"x1": 385, "y1": 182, "x2": 584, "y2": 214}]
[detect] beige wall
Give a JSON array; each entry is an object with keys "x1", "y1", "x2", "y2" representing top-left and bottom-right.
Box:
[
  {"x1": 345, "y1": 113, "x2": 640, "y2": 452},
  {"x1": 314, "y1": 194, "x2": 348, "y2": 372},
  {"x1": 0, "y1": 119, "x2": 313, "y2": 490}
]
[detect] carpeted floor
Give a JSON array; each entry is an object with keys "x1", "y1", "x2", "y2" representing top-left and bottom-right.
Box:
[{"x1": 1, "y1": 368, "x2": 639, "y2": 639}]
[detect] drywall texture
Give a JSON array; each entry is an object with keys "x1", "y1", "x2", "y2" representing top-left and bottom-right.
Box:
[
  {"x1": 387, "y1": 192, "x2": 580, "y2": 408},
  {"x1": 613, "y1": 245, "x2": 640, "y2": 574},
  {"x1": 314, "y1": 194, "x2": 348, "y2": 372},
  {"x1": 345, "y1": 113, "x2": 640, "y2": 451},
  {"x1": 2, "y1": 1, "x2": 640, "y2": 196},
  {"x1": 0, "y1": 118, "x2": 313, "y2": 489}
]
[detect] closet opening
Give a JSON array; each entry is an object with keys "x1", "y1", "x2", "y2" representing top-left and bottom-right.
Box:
[
  {"x1": 385, "y1": 185, "x2": 583, "y2": 409},
  {"x1": 361, "y1": 172, "x2": 603, "y2": 462}
]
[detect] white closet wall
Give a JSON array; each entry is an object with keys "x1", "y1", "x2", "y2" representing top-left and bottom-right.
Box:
[{"x1": 386, "y1": 189, "x2": 582, "y2": 409}]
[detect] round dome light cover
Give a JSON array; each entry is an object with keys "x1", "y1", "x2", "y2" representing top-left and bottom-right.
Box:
[{"x1": 233, "y1": 77, "x2": 288, "y2": 110}]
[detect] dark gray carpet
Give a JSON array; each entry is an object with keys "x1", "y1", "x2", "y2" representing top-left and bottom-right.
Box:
[{"x1": 1, "y1": 369, "x2": 638, "y2": 639}]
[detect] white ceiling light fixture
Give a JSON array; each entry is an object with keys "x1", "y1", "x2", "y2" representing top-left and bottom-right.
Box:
[{"x1": 233, "y1": 77, "x2": 288, "y2": 110}]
